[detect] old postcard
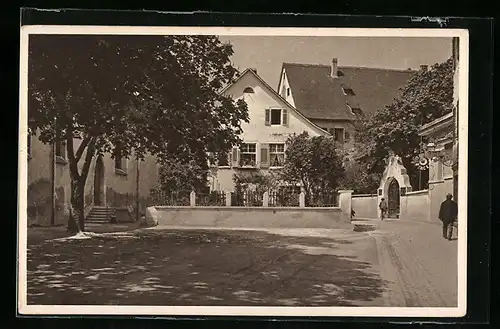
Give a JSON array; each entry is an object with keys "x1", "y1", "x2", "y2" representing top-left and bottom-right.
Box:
[{"x1": 18, "y1": 25, "x2": 469, "y2": 317}]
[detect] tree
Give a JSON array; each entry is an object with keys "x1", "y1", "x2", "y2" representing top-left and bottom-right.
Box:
[
  {"x1": 281, "y1": 132, "x2": 345, "y2": 204},
  {"x1": 158, "y1": 157, "x2": 209, "y2": 195},
  {"x1": 339, "y1": 160, "x2": 382, "y2": 194},
  {"x1": 28, "y1": 35, "x2": 248, "y2": 234},
  {"x1": 355, "y1": 58, "x2": 454, "y2": 189}
]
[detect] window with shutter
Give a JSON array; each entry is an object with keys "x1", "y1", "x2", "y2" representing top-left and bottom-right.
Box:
[
  {"x1": 231, "y1": 147, "x2": 239, "y2": 168},
  {"x1": 270, "y1": 109, "x2": 282, "y2": 125},
  {"x1": 260, "y1": 144, "x2": 269, "y2": 168},
  {"x1": 269, "y1": 143, "x2": 285, "y2": 167},
  {"x1": 240, "y1": 143, "x2": 257, "y2": 167},
  {"x1": 265, "y1": 109, "x2": 271, "y2": 126},
  {"x1": 282, "y1": 109, "x2": 288, "y2": 126}
]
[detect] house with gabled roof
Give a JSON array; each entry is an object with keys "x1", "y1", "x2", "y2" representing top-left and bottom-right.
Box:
[
  {"x1": 210, "y1": 68, "x2": 330, "y2": 192},
  {"x1": 277, "y1": 58, "x2": 416, "y2": 147}
]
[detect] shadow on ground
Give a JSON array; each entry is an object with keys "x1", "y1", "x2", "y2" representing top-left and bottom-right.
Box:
[{"x1": 27, "y1": 228, "x2": 386, "y2": 306}]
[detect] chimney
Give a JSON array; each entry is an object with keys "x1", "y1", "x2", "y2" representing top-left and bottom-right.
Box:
[
  {"x1": 420, "y1": 64, "x2": 428, "y2": 72},
  {"x1": 331, "y1": 58, "x2": 338, "y2": 78}
]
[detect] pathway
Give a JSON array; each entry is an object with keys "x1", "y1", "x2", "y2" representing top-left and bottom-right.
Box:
[{"x1": 370, "y1": 219, "x2": 459, "y2": 307}]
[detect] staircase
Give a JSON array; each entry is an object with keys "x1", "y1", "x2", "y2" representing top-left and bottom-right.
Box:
[{"x1": 86, "y1": 206, "x2": 116, "y2": 223}]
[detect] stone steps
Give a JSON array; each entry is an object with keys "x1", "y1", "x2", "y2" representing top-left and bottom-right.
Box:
[{"x1": 86, "y1": 207, "x2": 116, "y2": 223}]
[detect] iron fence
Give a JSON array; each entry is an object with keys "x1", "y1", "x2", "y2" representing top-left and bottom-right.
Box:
[
  {"x1": 232, "y1": 190, "x2": 263, "y2": 207},
  {"x1": 307, "y1": 193, "x2": 339, "y2": 207},
  {"x1": 196, "y1": 191, "x2": 226, "y2": 206},
  {"x1": 268, "y1": 190, "x2": 301, "y2": 207},
  {"x1": 148, "y1": 189, "x2": 191, "y2": 206}
]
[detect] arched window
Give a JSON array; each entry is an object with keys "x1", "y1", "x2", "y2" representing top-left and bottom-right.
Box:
[{"x1": 243, "y1": 87, "x2": 254, "y2": 94}]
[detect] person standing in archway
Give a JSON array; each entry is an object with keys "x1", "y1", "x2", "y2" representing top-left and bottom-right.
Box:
[
  {"x1": 379, "y1": 198, "x2": 388, "y2": 221},
  {"x1": 439, "y1": 193, "x2": 458, "y2": 240}
]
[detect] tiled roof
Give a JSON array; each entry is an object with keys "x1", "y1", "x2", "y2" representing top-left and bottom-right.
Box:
[{"x1": 281, "y1": 62, "x2": 415, "y2": 121}]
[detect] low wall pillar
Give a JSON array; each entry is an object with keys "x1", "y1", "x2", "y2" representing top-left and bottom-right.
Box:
[
  {"x1": 190, "y1": 191, "x2": 196, "y2": 207},
  {"x1": 299, "y1": 192, "x2": 305, "y2": 208},
  {"x1": 263, "y1": 191, "x2": 269, "y2": 207},
  {"x1": 338, "y1": 190, "x2": 354, "y2": 222},
  {"x1": 225, "y1": 192, "x2": 232, "y2": 207}
]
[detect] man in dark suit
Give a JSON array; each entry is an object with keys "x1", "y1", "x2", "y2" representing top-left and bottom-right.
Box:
[{"x1": 439, "y1": 193, "x2": 458, "y2": 240}]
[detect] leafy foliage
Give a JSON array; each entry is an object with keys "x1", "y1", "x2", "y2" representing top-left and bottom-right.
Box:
[
  {"x1": 281, "y1": 132, "x2": 345, "y2": 201},
  {"x1": 232, "y1": 170, "x2": 281, "y2": 196},
  {"x1": 339, "y1": 161, "x2": 382, "y2": 194},
  {"x1": 28, "y1": 35, "x2": 248, "y2": 232},
  {"x1": 158, "y1": 157, "x2": 209, "y2": 195},
  {"x1": 354, "y1": 58, "x2": 454, "y2": 189}
]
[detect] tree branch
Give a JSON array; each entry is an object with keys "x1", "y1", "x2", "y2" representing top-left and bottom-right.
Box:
[
  {"x1": 75, "y1": 136, "x2": 92, "y2": 163},
  {"x1": 80, "y1": 138, "x2": 97, "y2": 183}
]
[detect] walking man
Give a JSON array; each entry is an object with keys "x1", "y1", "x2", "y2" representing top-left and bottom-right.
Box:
[
  {"x1": 438, "y1": 193, "x2": 458, "y2": 240},
  {"x1": 379, "y1": 197, "x2": 388, "y2": 221}
]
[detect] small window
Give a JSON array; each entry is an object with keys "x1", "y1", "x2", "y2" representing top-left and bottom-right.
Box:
[
  {"x1": 270, "y1": 109, "x2": 282, "y2": 125},
  {"x1": 217, "y1": 152, "x2": 229, "y2": 167},
  {"x1": 114, "y1": 144, "x2": 126, "y2": 172},
  {"x1": 286, "y1": 88, "x2": 290, "y2": 96},
  {"x1": 280, "y1": 85, "x2": 286, "y2": 97},
  {"x1": 352, "y1": 108, "x2": 363, "y2": 116},
  {"x1": 243, "y1": 87, "x2": 254, "y2": 94},
  {"x1": 55, "y1": 139, "x2": 66, "y2": 159},
  {"x1": 334, "y1": 128, "x2": 345, "y2": 144},
  {"x1": 342, "y1": 86, "x2": 355, "y2": 96},
  {"x1": 240, "y1": 143, "x2": 257, "y2": 167},
  {"x1": 269, "y1": 143, "x2": 285, "y2": 167}
]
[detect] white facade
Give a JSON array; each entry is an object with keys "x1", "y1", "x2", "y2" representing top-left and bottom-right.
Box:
[{"x1": 211, "y1": 69, "x2": 328, "y2": 192}]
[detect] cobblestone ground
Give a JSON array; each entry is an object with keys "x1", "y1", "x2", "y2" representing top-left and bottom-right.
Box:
[
  {"x1": 25, "y1": 220, "x2": 458, "y2": 307},
  {"x1": 371, "y1": 219, "x2": 458, "y2": 307}
]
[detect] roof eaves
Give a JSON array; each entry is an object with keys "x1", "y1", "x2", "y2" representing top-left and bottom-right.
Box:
[{"x1": 418, "y1": 112, "x2": 454, "y2": 136}]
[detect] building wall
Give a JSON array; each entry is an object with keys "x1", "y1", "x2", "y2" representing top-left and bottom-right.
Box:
[
  {"x1": 278, "y1": 68, "x2": 296, "y2": 107},
  {"x1": 428, "y1": 178, "x2": 453, "y2": 224},
  {"x1": 215, "y1": 72, "x2": 326, "y2": 192},
  {"x1": 400, "y1": 190, "x2": 430, "y2": 222},
  {"x1": 351, "y1": 194, "x2": 378, "y2": 219},
  {"x1": 309, "y1": 118, "x2": 356, "y2": 149},
  {"x1": 27, "y1": 134, "x2": 159, "y2": 226},
  {"x1": 427, "y1": 146, "x2": 454, "y2": 223}
]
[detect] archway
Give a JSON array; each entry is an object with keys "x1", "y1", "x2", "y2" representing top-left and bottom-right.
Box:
[
  {"x1": 94, "y1": 156, "x2": 105, "y2": 206},
  {"x1": 377, "y1": 153, "x2": 413, "y2": 220},
  {"x1": 387, "y1": 177, "x2": 400, "y2": 218}
]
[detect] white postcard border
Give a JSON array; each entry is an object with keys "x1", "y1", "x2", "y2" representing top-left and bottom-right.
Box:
[{"x1": 18, "y1": 26, "x2": 470, "y2": 318}]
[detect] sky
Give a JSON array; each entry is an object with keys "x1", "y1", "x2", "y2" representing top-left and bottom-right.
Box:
[{"x1": 218, "y1": 36, "x2": 452, "y2": 89}]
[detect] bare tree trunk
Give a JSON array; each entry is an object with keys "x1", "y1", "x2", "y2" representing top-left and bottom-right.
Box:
[
  {"x1": 66, "y1": 133, "x2": 96, "y2": 235},
  {"x1": 68, "y1": 179, "x2": 85, "y2": 234}
]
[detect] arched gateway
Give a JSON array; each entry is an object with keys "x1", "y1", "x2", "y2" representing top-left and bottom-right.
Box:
[{"x1": 377, "y1": 152, "x2": 413, "y2": 219}]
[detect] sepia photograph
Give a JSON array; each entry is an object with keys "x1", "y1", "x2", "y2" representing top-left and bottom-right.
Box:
[{"x1": 18, "y1": 26, "x2": 468, "y2": 317}]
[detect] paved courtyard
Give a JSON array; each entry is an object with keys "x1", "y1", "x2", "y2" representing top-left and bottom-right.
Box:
[{"x1": 25, "y1": 220, "x2": 458, "y2": 307}]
